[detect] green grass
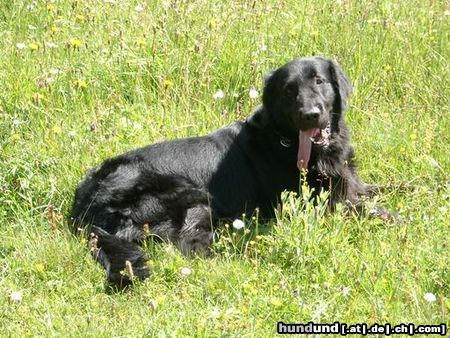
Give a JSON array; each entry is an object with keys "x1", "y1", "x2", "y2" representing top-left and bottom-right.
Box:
[{"x1": 0, "y1": 0, "x2": 449, "y2": 336}]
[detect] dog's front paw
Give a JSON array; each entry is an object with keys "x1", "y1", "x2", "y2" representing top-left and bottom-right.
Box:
[{"x1": 369, "y1": 206, "x2": 402, "y2": 223}]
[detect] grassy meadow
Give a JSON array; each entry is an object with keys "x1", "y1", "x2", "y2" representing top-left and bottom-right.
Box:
[{"x1": 0, "y1": 0, "x2": 449, "y2": 336}]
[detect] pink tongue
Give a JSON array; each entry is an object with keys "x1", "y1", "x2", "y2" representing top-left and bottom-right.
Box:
[{"x1": 297, "y1": 128, "x2": 319, "y2": 170}]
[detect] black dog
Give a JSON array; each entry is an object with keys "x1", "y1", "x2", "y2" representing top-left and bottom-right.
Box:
[{"x1": 71, "y1": 56, "x2": 374, "y2": 287}]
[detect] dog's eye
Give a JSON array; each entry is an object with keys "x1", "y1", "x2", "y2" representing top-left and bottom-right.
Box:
[{"x1": 316, "y1": 78, "x2": 324, "y2": 85}]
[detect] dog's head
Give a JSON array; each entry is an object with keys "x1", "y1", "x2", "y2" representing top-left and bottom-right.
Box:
[
  {"x1": 248, "y1": 57, "x2": 352, "y2": 170},
  {"x1": 262, "y1": 56, "x2": 352, "y2": 135}
]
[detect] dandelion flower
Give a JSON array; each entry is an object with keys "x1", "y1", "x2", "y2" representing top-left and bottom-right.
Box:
[
  {"x1": 424, "y1": 292, "x2": 436, "y2": 303},
  {"x1": 232, "y1": 219, "x2": 245, "y2": 230},
  {"x1": 16, "y1": 42, "x2": 27, "y2": 49},
  {"x1": 136, "y1": 37, "x2": 147, "y2": 47},
  {"x1": 50, "y1": 25, "x2": 60, "y2": 34},
  {"x1": 213, "y1": 89, "x2": 224, "y2": 100},
  {"x1": 35, "y1": 263, "x2": 45, "y2": 273},
  {"x1": 75, "y1": 14, "x2": 85, "y2": 22},
  {"x1": 10, "y1": 133, "x2": 21, "y2": 141},
  {"x1": 47, "y1": 3, "x2": 55, "y2": 11},
  {"x1": 68, "y1": 38, "x2": 82, "y2": 48},
  {"x1": 249, "y1": 88, "x2": 259, "y2": 99},
  {"x1": 270, "y1": 297, "x2": 283, "y2": 307},
  {"x1": 51, "y1": 126, "x2": 62, "y2": 134},
  {"x1": 409, "y1": 133, "x2": 417, "y2": 141},
  {"x1": 74, "y1": 79, "x2": 88, "y2": 89},
  {"x1": 163, "y1": 79, "x2": 173, "y2": 89},
  {"x1": 29, "y1": 42, "x2": 40, "y2": 51},
  {"x1": 180, "y1": 267, "x2": 192, "y2": 276},
  {"x1": 9, "y1": 291, "x2": 22, "y2": 303}
]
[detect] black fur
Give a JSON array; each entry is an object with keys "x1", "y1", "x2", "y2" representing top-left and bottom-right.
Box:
[{"x1": 71, "y1": 56, "x2": 374, "y2": 287}]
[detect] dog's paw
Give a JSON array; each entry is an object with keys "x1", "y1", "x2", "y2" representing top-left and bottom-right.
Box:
[
  {"x1": 107, "y1": 260, "x2": 151, "y2": 289},
  {"x1": 369, "y1": 206, "x2": 402, "y2": 223}
]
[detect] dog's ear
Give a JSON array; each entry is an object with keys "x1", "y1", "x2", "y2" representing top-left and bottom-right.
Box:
[
  {"x1": 247, "y1": 70, "x2": 274, "y2": 129},
  {"x1": 328, "y1": 59, "x2": 352, "y2": 134}
]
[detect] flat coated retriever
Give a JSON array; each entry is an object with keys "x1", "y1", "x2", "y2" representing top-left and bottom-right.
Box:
[{"x1": 71, "y1": 56, "x2": 379, "y2": 287}]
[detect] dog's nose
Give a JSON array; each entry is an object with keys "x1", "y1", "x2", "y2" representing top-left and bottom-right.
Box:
[{"x1": 303, "y1": 105, "x2": 321, "y2": 120}]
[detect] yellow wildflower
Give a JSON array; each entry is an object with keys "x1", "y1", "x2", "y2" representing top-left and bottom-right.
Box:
[
  {"x1": 270, "y1": 297, "x2": 283, "y2": 308},
  {"x1": 50, "y1": 25, "x2": 60, "y2": 34},
  {"x1": 29, "y1": 42, "x2": 40, "y2": 51},
  {"x1": 10, "y1": 133, "x2": 21, "y2": 141},
  {"x1": 136, "y1": 37, "x2": 147, "y2": 47},
  {"x1": 47, "y1": 3, "x2": 55, "y2": 11},
  {"x1": 74, "y1": 79, "x2": 88, "y2": 89},
  {"x1": 75, "y1": 14, "x2": 85, "y2": 22},
  {"x1": 69, "y1": 38, "x2": 82, "y2": 48},
  {"x1": 409, "y1": 133, "x2": 417, "y2": 141},
  {"x1": 35, "y1": 263, "x2": 45, "y2": 273},
  {"x1": 384, "y1": 65, "x2": 392, "y2": 72},
  {"x1": 51, "y1": 125, "x2": 62, "y2": 134},
  {"x1": 163, "y1": 79, "x2": 173, "y2": 90},
  {"x1": 208, "y1": 19, "x2": 218, "y2": 29}
]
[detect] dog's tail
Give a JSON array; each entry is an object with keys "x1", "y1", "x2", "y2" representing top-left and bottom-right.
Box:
[{"x1": 89, "y1": 226, "x2": 150, "y2": 288}]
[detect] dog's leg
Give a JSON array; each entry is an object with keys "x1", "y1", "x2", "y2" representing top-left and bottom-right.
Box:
[
  {"x1": 89, "y1": 225, "x2": 150, "y2": 288},
  {"x1": 177, "y1": 204, "x2": 214, "y2": 256}
]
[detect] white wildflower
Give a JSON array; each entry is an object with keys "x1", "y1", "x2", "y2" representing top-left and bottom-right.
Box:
[
  {"x1": 424, "y1": 292, "x2": 436, "y2": 303},
  {"x1": 135, "y1": 4, "x2": 144, "y2": 12},
  {"x1": 232, "y1": 219, "x2": 245, "y2": 230},
  {"x1": 49, "y1": 69, "x2": 64, "y2": 75},
  {"x1": 312, "y1": 301, "x2": 327, "y2": 320},
  {"x1": 26, "y1": 1, "x2": 37, "y2": 11},
  {"x1": 208, "y1": 307, "x2": 221, "y2": 318},
  {"x1": 16, "y1": 43, "x2": 27, "y2": 50},
  {"x1": 213, "y1": 89, "x2": 224, "y2": 100},
  {"x1": 341, "y1": 286, "x2": 351, "y2": 296},
  {"x1": 180, "y1": 267, "x2": 192, "y2": 276},
  {"x1": 45, "y1": 41, "x2": 58, "y2": 48},
  {"x1": 225, "y1": 306, "x2": 236, "y2": 316},
  {"x1": 249, "y1": 88, "x2": 259, "y2": 99},
  {"x1": 9, "y1": 291, "x2": 22, "y2": 303}
]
